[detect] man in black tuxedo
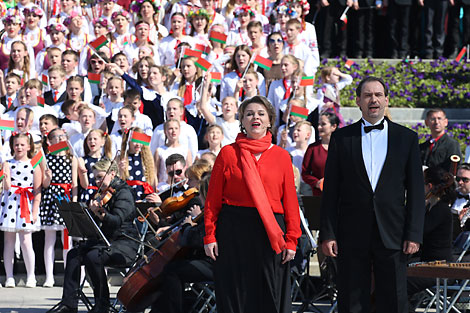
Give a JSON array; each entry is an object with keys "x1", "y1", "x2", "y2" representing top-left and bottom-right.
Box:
[{"x1": 320, "y1": 77, "x2": 425, "y2": 313}]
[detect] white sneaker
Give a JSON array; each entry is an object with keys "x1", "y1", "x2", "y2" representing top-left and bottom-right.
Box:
[
  {"x1": 5, "y1": 277, "x2": 15, "y2": 288},
  {"x1": 43, "y1": 278, "x2": 54, "y2": 288},
  {"x1": 25, "y1": 277, "x2": 36, "y2": 288}
]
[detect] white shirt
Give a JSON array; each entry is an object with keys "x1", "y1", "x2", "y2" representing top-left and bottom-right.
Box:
[
  {"x1": 150, "y1": 121, "x2": 198, "y2": 162},
  {"x1": 361, "y1": 118, "x2": 388, "y2": 192},
  {"x1": 451, "y1": 194, "x2": 470, "y2": 214}
]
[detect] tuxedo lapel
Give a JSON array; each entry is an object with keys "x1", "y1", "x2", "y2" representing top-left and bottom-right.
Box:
[
  {"x1": 351, "y1": 120, "x2": 373, "y2": 193},
  {"x1": 375, "y1": 119, "x2": 396, "y2": 192}
]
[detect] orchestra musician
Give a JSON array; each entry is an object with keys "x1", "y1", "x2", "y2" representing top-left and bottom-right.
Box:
[
  {"x1": 408, "y1": 167, "x2": 455, "y2": 300},
  {"x1": 320, "y1": 77, "x2": 425, "y2": 313},
  {"x1": 450, "y1": 163, "x2": 470, "y2": 239},
  {"x1": 47, "y1": 158, "x2": 139, "y2": 313}
]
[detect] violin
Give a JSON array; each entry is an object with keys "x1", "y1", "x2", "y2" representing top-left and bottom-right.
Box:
[
  {"x1": 94, "y1": 187, "x2": 116, "y2": 207},
  {"x1": 138, "y1": 188, "x2": 199, "y2": 223}
]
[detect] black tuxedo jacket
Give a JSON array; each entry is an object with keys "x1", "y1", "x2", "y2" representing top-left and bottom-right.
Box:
[
  {"x1": 419, "y1": 134, "x2": 462, "y2": 172},
  {"x1": 320, "y1": 119, "x2": 425, "y2": 250}
]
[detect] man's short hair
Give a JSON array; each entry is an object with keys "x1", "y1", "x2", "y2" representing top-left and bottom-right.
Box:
[
  {"x1": 356, "y1": 76, "x2": 389, "y2": 97},
  {"x1": 458, "y1": 163, "x2": 470, "y2": 172},
  {"x1": 62, "y1": 49, "x2": 79, "y2": 62},
  {"x1": 165, "y1": 153, "x2": 186, "y2": 168},
  {"x1": 425, "y1": 108, "x2": 446, "y2": 119},
  {"x1": 286, "y1": 18, "x2": 302, "y2": 29},
  {"x1": 247, "y1": 20, "x2": 262, "y2": 31},
  {"x1": 123, "y1": 89, "x2": 141, "y2": 101}
]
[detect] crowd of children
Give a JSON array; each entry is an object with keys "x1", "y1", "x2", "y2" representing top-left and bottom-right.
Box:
[{"x1": 0, "y1": 0, "x2": 354, "y2": 288}]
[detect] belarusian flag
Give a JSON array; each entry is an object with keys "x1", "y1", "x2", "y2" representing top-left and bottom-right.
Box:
[
  {"x1": 89, "y1": 35, "x2": 109, "y2": 50},
  {"x1": 210, "y1": 72, "x2": 222, "y2": 83},
  {"x1": 194, "y1": 44, "x2": 210, "y2": 55},
  {"x1": 456, "y1": 47, "x2": 467, "y2": 63},
  {"x1": 209, "y1": 31, "x2": 227, "y2": 44},
  {"x1": 37, "y1": 96, "x2": 45, "y2": 107},
  {"x1": 131, "y1": 132, "x2": 151, "y2": 146},
  {"x1": 42, "y1": 74, "x2": 48, "y2": 86},
  {"x1": 30, "y1": 150, "x2": 44, "y2": 169},
  {"x1": 300, "y1": 76, "x2": 314, "y2": 86},
  {"x1": 0, "y1": 168, "x2": 4, "y2": 181},
  {"x1": 345, "y1": 59, "x2": 355, "y2": 69},
  {"x1": 253, "y1": 55, "x2": 272, "y2": 71},
  {"x1": 49, "y1": 141, "x2": 69, "y2": 155},
  {"x1": 88, "y1": 72, "x2": 101, "y2": 84},
  {"x1": 290, "y1": 105, "x2": 309, "y2": 119},
  {"x1": 0, "y1": 119, "x2": 14, "y2": 131},
  {"x1": 184, "y1": 48, "x2": 202, "y2": 58},
  {"x1": 195, "y1": 58, "x2": 212, "y2": 71}
]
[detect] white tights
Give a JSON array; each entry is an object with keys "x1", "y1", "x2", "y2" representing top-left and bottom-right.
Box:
[
  {"x1": 44, "y1": 229, "x2": 72, "y2": 281},
  {"x1": 3, "y1": 231, "x2": 35, "y2": 280}
]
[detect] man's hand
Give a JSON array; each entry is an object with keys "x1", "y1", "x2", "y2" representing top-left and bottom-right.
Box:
[
  {"x1": 403, "y1": 241, "x2": 420, "y2": 254},
  {"x1": 322, "y1": 239, "x2": 338, "y2": 257}
]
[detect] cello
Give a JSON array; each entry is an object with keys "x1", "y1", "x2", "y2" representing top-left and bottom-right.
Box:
[{"x1": 117, "y1": 212, "x2": 203, "y2": 312}]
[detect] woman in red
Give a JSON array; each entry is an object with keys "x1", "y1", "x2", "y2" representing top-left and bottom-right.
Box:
[
  {"x1": 301, "y1": 112, "x2": 339, "y2": 196},
  {"x1": 204, "y1": 96, "x2": 301, "y2": 313}
]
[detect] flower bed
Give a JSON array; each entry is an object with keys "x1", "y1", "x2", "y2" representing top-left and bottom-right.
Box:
[
  {"x1": 321, "y1": 57, "x2": 470, "y2": 108},
  {"x1": 409, "y1": 122, "x2": 470, "y2": 154}
]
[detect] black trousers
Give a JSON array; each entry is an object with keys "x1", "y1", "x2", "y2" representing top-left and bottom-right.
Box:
[
  {"x1": 61, "y1": 241, "x2": 134, "y2": 309},
  {"x1": 447, "y1": 0, "x2": 470, "y2": 53},
  {"x1": 318, "y1": 1, "x2": 348, "y2": 57},
  {"x1": 337, "y1": 221, "x2": 408, "y2": 313},
  {"x1": 214, "y1": 205, "x2": 292, "y2": 313},
  {"x1": 422, "y1": 0, "x2": 449, "y2": 57},
  {"x1": 351, "y1": 8, "x2": 375, "y2": 57},
  {"x1": 388, "y1": 0, "x2": 411, "y2": 57},
  {"x1": 150, "y1": 258, "x2": 213, "y2": 313}
]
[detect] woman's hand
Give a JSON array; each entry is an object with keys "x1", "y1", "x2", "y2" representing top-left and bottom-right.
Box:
[
  {"x1": 281, "y1": 248, "x2": 296, "y2": 264},
  {"x1": 187, "y1": 204, "x2": 202, "y2": 218},
  {"x1": 204, "y1": 242, "x2": 218, "y2": 261},
  {"x1": 145, "y1": 193, "x2": 162, "y2": 203}
]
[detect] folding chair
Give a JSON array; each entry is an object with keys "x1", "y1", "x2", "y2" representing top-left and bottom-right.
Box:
[{"x1": 187, "y1": 282, "x2": 217, "y2": 313}]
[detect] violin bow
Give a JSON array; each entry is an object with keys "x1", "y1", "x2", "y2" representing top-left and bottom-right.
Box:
[{"x1": 95, "y1": 150, "x2": 121, "y2": 199}]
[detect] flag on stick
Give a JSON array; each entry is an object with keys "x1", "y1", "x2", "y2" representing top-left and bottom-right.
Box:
[
  {"x1": 290, "y1": 105, "x2": 309, "y2": 119},
  {"x1": 300, "y1": 76, "x2": 314, "y2": 86},
  {"x1": 456, "y1": 47, "x2": 467, "y2": 63},
  {"x1": 0, "y1": 168, "x2": 4, "y2": 181},
  {"x1": 42, "y1": 74, "x2": 48, "y2": 86},
  {"x1": 194, "y1": 44, "x2": 211, "y2": 55},
  {"x1": 88, "y1": 72, "x2": 101, "y2": 84},
  {"x1": 195, "y1": 58, "x2": 212, "y2": 71},
  {"x1": 210, "y1": 72, "x2": 222, "y2": 83},
  {"x1": 89, "y1": 35, "x2": 109, "y2": 50},
  {"x1": 37, "y1": 96, "x2": 45, "y2": 107},
  {"x1": 49, "y1": 141, "x2": 70, "y2": 155},
  {"x1": 253, "y1": 55, "x2": 273, "y2": 71},
  {"x1": 0, "y1": 119, "x2": 15, "y2": 131},
  {"x1": 345, "y1": 59, "x2": 355, "y2": 69},
  {"x1": 184, "y1": 48, "x2": 202, "y2": 58},
  {"x1": 131, "y1": 132, "x2": 151, "y2": 146},
  {"x1": 209, "y1": 31, "x2": 227, "y2": 44},
  {"x1": 31, "y1": 150, "x2": 44, "y2": 169}
]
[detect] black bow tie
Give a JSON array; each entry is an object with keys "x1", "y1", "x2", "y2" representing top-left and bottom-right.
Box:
[
  {"x1": 458, "y1": 194, "x2": 470, "y2": 201},
  {"x1": 363, "y1": 119, "x2": 385, "y2": 133}
]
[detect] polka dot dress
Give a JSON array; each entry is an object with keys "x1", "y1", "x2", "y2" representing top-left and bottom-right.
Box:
[
  {"x1": 39, "y1": 154, "x2": 72, "y2": 230},
  {"x1": 0, "y1": 159, "x2": 40, "y2": 233},
  {"x1": 127, "y1": 153, "x2": 146, "y2": 200},
  {"x1": 79, "y1": 155, "x2": 99, "y2": 204}
]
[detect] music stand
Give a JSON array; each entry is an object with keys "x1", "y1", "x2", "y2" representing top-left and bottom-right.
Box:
[{"x1": 56, "y1": 200, "x2": 110, "y2": 247}]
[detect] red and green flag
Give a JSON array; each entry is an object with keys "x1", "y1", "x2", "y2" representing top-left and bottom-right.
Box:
[
  {"x1": 253, "y1": 55, "x2": 272, "y2": 71},
  {"x1": 37, "y1": 96, "x2": 45, "y2": 107},
  {"x1": 300, "y1": 76, "x2": 314, "y2": 86},
  {"x1": 195, "y1": 57, "x2": 212, "y2": 71},
  {"x1": 30, "y1": 150, "x2": 44, "y2": 169},
  {"x1": 89, "y1": 35, "x2": 109, "y2": 50},
  {"x1": 41, "y1": 74, "x2": 48, "y2": 86},
  {"x1": 194, "y1": 44, "x2": 210, "y2": 55},
  {"x1": 0, "y1": 119, "x2": 15, "y2": 131},
  {"x1": 209, "y1": 31, "x2": 227, "y2": 44},
  {"x1": 456, "y1": 47, "x2": 467, "y2": 63},
  {"x1": 345, "y1": 59, "x2": 355, "y2": 69},
  {"x1": 131, "y1": 132, "x2": 151, "y2": 146},
  {"x1": 49, "y1": 141, "x2": 69, "y2": 155},
  {"x1": 88, "y1": 72, "x2": 101, "y2": 84},
  {"x1": 210, "y1": 72, "x2": 222, "y2": 83},
  {"x1": 184, "y1": 48, "x2": 202, "y2": 58},
  {"x1": 0, "y1": 168, "x2": 4, "y2": 181},
  {"x1": 290, "y1": 105, "x2": 309, "y2": 119}
]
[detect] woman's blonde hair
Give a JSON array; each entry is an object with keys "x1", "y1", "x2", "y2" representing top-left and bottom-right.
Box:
[
  {"x1": 177, "y1": 57, "x2": 202, "y2": 98},
  {"x1": 92, "y1": 157, "x2": 119, "y2": 176},
  {"x1": 8, "y1": 41, "x2": 31, "y2": 82},
  {"x1": 120, "y1": 127, "x2": 156, "y2": 187},
  {"x1": 83, "y1": 129, "x2": 113, "y2": 159}
]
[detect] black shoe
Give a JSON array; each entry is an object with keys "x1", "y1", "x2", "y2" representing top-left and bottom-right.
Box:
[
  {"x1": 46, "y1": 303, "x2": 78, "y2": 313},
  {"x1": 89, "y1": 303, "x2": 111, "y2": 313}
]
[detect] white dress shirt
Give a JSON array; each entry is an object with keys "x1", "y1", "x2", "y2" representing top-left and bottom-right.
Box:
[
  {"x1": 361, "y1": 118, "x2": 388, "y2": 191},
  {"x1": 451, "y1": 194, "x2": 470, "y2": 214}
]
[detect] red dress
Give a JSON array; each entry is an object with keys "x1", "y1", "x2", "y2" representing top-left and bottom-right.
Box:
[{"x1": 301, "y1": 141, "x2": 329, "y2": 196}]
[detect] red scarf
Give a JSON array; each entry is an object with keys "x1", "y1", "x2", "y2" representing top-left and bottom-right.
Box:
[
  {"x1": 283, "y1": 78, "x2": 291, "y2": 100},
  {"x1": 127, "y1": 180, "x2": 154, "y2": 194},
  {"x1": 235, "y1": 132, "x2": 286, "y2": 254}
]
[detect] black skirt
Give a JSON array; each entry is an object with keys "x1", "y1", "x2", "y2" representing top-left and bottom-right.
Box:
[{"x1": 214, "y1": 204, "x2": 292, "y2": 313}]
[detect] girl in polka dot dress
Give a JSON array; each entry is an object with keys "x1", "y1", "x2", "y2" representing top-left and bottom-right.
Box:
[
  {"x1": 0, "y1": 133, "x2": 42, "y2": 288},
  {"x1": 119, "y1": 127, "x2": 157, "y2": 200},
  {"x1": 40, "y1": 128, "x2": 78, "y2": 287},
  {"x1": 77, "y1": 129, "x2": 113, "y2": 204}
]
